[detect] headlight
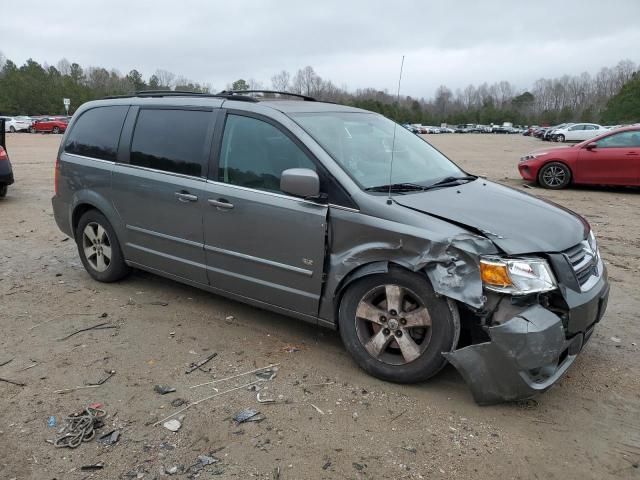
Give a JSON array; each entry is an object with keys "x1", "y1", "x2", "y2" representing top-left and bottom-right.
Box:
[
  {"x1": 520, "y1": 152, "x2": 548, "y2": 162},
  {"x1": 480, "y1": 257, "x2": 557, "y2": 295},
  {"x1": 588, "y1": 230, "x2": 600, "y2": 261},
  {"x1": 588, "y1": 230, "x2": 597, "y2": 252}
]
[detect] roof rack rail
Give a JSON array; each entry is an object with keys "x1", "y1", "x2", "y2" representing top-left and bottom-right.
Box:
[
  {"x1": 103, "y1": 90, "x2": 258, "y2": 102},
  {"x1": 217, "y1": 90, "x2": 317, "y2": 102}
]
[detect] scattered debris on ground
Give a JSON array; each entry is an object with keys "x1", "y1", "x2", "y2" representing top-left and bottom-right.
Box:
[
  {"x1": 53, "y1": 404, "x2": 106, "y2": 449},
  {"x1": 185, "y1": 352, "x2": 217, "y2": 374},
  {"x1": 163, "y1": 418, "x2": 183, "y2": 432},
  {"x1": 57, "y1": 321, "x2": 117, "y2": 341},
  {"x1": 97, "y1": 429, "x2": 120, "y2": 446},
  {"x1": 233, "y1": 408, "x2": 263, "y2": 424},
  {"x1": 154, "y1": 384, "x2": 177, "y2": 395},
  {"x1": 0, "y1": 376, "x2": 26, "y2": 387}
]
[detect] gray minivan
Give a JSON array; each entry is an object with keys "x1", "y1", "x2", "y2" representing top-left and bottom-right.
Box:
[{"x1": 52, "y1": 91, "x2": 609, "y2": 404}]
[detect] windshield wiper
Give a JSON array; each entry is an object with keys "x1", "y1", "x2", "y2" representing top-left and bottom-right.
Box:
[
  {"x1": 364, "y1": 182, "x2": 427, "y2": 193},
  {"x1": 424, "y1": 175, "x2": 477, "y2": 190}
]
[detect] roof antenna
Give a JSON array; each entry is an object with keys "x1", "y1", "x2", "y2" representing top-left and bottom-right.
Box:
[{"x1": 387, "y1": 55, "x2": 405, "y2": 205}]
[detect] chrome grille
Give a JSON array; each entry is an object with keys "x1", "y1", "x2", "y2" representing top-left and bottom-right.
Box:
[{"x1": 563, "y1": 241, "x2": 598, "y2": 287}]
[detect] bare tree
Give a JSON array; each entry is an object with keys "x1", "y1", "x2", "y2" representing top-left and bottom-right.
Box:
[
  {"x1": 271, "y1": 70, "x2": 290, "y2": 91},
  {"x1": 292, "y1": 66, "x2": 322, "y2": 96},
  {"x1": 247, "y1": 78, "x2": 263, "y2": 90},
  {"x1": 56, "y1": 58, "x2": 71, "y2": 76},
  {"x1": 154, "y1": 69, "x2": 176, "y2": 89},
  {"x1": 434, "y1": 85, "x2": 453, "y2": 117}
]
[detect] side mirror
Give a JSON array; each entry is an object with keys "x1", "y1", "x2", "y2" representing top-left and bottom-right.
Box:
[
  {"x1": 585, "y1": 142, "x2": 597, "y2": 150},
  {"x1": 280, "y1": 168, "x2": 320, "y2": 199}
]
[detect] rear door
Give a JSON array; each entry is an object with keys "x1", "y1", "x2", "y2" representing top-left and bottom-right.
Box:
[
  {"x1": 581, "y1": 124, "x2": 600, "y2": 141},
  {"x1": 566, "y1": 124, "x2": 584, "y2": 141},
  {"x1": 111, "y1": 106, "x2": 218, "y2": 284},
  {"x1": 201, "y1": 111, "x2": 328, "y2": 316},
  {"x1": 577, "y1": 130, "x2": 640, "y2": 185}
]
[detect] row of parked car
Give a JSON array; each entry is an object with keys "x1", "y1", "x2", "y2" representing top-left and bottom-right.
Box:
[
  {"x1": 0, "y1": 115, "x2": 70, "y2": 134},
  {"x1": 403, "y1": 123, "x2": 526, "y2": 134},
  {"x1": 524, "y1": 123, "x2": 618, "y2": 143}
]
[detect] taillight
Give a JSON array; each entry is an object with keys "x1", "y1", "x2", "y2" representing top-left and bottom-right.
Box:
[
  {"x1": 54, "y1": 157, "x2": 60, "y2": 195},
  {"x1": 0, "y1": 146, "x2": 7, "y2": 161}
]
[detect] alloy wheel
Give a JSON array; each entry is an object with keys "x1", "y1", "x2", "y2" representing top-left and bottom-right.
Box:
[
  {"x1": 82, "y1": 222, "x2": 112, "y2": 272},
  {"x1": 541, "y1": 165, "x2": 566, "y2": 187},
  {"x1": 354, "y1": 284, "x2": 432, "y2": 365}
]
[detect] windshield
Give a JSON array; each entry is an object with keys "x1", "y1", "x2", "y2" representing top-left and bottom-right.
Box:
[{"x1": 290, "y1": 112, "x2": 464, "y2": 190}]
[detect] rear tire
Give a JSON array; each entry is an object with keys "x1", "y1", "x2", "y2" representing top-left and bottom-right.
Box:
[
  {"x1": 538, "y1": 162, "x2": 571, "y2": 189},
  {"x1": 30, "y1": 127, "x2": 36, "y2": 134},
  {"x1": 338, "y1": 268, "x2": 456, "y2": 383},
  {"x1": 0, "y1": 184, "x2": 7, "y2": 198},
  {"x1": 75, "y1": 210, "x2": 130, "y2": 282},
  {"x1": 52, "y1": 126, "x2": 60, "y2": 134}
]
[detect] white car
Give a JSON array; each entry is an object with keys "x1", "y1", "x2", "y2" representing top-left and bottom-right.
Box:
[
  {"x1": 553, "y1": 123, "x2": 609, "y2": 142},
  {"x1": 1, "y1": 116, "x2": 32, "y2": 133}
]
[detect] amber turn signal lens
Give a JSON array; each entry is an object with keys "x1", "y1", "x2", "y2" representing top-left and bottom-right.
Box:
[{"x1": 480, "y1": 260, "x2": 512, "y2": 288}]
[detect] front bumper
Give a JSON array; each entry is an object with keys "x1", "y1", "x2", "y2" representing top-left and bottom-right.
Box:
[
  {"x1": 444, "y1": 275, "x2": 609, "y2": 405},
  {"x1": 517, "y1": 162, "x2": 537, "y2": 181}
]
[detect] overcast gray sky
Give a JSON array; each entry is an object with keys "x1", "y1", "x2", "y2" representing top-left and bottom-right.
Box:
[{"x1": 2, "y1": 0, "x2": 639, "y2": 98}]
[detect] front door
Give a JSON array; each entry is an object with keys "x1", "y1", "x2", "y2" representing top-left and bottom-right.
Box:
[
  {"x1": 112, "y1": 107, "x2": 218, "y2": 283},
  {"x1": 202, "y1": 112, "x2": 328, "y2": 316},
  {"x1": 577, "y1": 130, "x2": 640, "y2": 186}
]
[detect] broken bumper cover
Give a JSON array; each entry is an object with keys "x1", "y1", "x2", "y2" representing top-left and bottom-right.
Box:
[{"x1": 444, "y1": 280, "x2": 609, "y2": 405}]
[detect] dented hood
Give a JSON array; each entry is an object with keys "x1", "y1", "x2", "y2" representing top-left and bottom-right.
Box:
[{"x1": 394, "y1": 180, "x2": 587, "y2": 254}]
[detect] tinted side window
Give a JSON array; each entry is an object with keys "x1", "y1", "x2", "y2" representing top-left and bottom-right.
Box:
[
  {"x1": 130, "y1": 109, "x2": 211, "y2": 177},
  {"x1": 219, "y1": 114, "x2": 316, "y2": 192},
  {"x1": 64, "y1": 106, "x2": 128, "y2": 161},
  {"x1": 597, "y1": 131, "x2": 640, "y2": 148}
]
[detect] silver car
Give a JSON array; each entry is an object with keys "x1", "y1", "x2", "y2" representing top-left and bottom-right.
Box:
[{"x1": 52, "y1": 91, "x2": 610, "y2": 404}]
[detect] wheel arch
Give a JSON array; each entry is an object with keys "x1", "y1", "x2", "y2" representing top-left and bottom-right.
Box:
[
  {"x1": 70, "y1": 191, "x2": 125, "y2": 242},
  {"x1": 332, "y1": 260, "x2": 451, "y2": 330}
]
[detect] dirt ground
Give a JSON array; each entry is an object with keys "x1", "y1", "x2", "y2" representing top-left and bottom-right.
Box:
[{"x1": 1, "y1": 132, "x2": 639, "y2": 480}]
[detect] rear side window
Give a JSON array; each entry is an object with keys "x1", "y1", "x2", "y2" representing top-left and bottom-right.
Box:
[
  {"x1": 219, "y1": 114, "x2": 316, "y2": 192},
  {"x1": 130, "y1": 109, "x2": 211, "y2": 177},
  {"x1": 596, "y1": 131, "x2": 640, "y2": 148},
  {"x1": 64, "y1": 106, "x2": 128, "y2": 161}
]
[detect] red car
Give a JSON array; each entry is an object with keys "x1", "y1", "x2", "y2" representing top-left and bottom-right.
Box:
[
  {"x1": 30, "y1": 117, "x2": 68, "y2": 134},
  {"x1": 518, "y1": 126, "x2": 640, "y2": 189}
]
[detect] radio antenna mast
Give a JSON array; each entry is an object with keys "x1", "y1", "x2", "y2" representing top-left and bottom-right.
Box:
[{"x1": 387, "y1": 55, "x2": 405, "y2": 205}]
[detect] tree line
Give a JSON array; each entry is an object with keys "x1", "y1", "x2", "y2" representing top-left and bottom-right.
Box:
[{"x1": 0, "y1": 51, "x2": 637, "y2": 125}]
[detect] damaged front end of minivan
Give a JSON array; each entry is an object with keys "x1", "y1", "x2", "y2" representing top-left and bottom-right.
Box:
[
  {"x1": 443, "y1": 249, "x2": 609, "y2": 405},
  {"x1": 323, "y1": 205, "x2": 609, "y2": 405}
]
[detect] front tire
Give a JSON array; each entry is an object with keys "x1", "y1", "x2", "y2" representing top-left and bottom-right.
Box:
[
  {"x1": 9, "y1": 126, "x2": 16, "y2": 133},
  {"x1": 338, "y1": 268, "x2": 456, "y2": 383},
  {"x1": 75, "y1": 210, "x2": 130, "y2": 282},
  {"x1": 52, "y1": 126, "x2": 60, "y2": 134},
  {"x1": 556, "y1": 134, "x2": 565, "y2": 142},
  {"x1": 0, "y1": 184, "x2": 7, "y2": 198},
  {"x1": 538, "y1": 162, "x2": 571, "y2": 189}
]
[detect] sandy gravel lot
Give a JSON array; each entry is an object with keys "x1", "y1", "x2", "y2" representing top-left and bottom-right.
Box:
[{"x1": 1, "y1": 132, "x2": 639, "y2": 480}]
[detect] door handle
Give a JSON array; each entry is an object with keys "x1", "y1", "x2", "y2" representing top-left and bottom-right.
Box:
[
  {"x1": 175, "y1": 192, "x2": 198, "y2": 202},
  {"x1": 208, "y1": 198, "x2": 234, "y2": 210}
]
